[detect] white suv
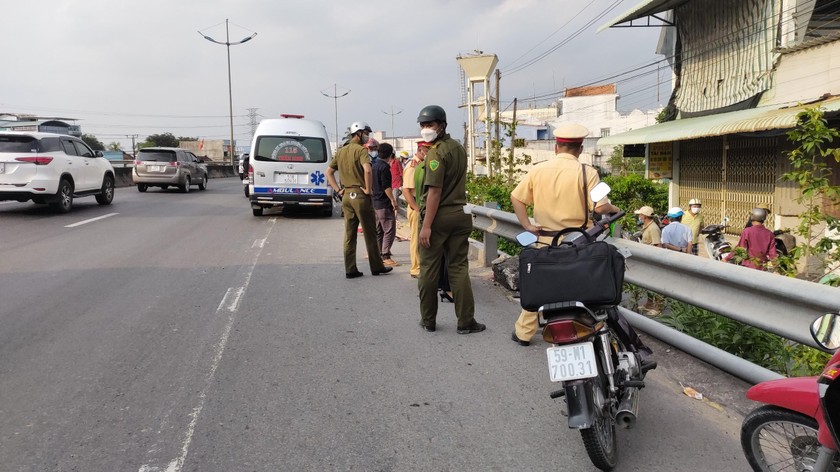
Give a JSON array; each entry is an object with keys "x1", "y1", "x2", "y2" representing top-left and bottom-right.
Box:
[{"x1": 0, "y1": 131, "x2": 116, "y2": 213}]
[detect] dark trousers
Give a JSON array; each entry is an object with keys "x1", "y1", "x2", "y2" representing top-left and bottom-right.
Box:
[
  {"x1": 342, "y1": 192, "x2": 385, "y2": 274},
  {"x1": 374, "y1": 207, "x2": 396, "y2": 258},
  {"x1": 418, "y1": 208, "x2": 475, "y2": 328}
]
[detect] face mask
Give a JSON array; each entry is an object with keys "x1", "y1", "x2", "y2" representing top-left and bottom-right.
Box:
[
  {"x1": 420, "y1": 128, "x2": 439, "y2": 142},
  {"x1": 637, "y1": 218, "x2": 645, "y2": 227},
  {"x1": 369, "y1": 151, "x2": 379, "y2": 159},
  {"x1": 691, "y1": 207, "x2": 700, "y2": 214}
]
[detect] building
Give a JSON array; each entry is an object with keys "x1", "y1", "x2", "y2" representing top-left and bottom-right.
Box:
[
  {"x1": 499, "y1": 84, "x2": 661, "y2": 170},
  {"x1": 179, "y1": 139, "x2": 236, "y2": 162},
  {"x1": 598, "y1": 0, "x2": 840, "y2": 242},
  {"x1": 0, "y1": 113, "x2": 82, "y2": 136}
]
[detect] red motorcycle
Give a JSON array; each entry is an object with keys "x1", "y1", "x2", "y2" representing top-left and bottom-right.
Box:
[{"x1": 741, "y1": 312, "x2": 840, "y2": 471}]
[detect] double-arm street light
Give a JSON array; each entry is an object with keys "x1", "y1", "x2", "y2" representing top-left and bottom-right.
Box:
[
  {"x1": 199, "y1": 19, "x2": 256, "y2": 166},
  {"x1": 382, "y1": 106, "x2": 402, "y2": 147},
  {"x1": 321, "y1": 84, "x2": 350, "y2": 152}
]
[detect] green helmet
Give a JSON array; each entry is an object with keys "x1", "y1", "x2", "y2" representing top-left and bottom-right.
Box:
[{"x1": 417, "y1": 105, "x2": 447, "y2": 124}]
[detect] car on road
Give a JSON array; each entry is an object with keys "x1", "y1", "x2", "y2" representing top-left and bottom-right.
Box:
[
  {"x1": 133, "y1": 147, "x2": 208, "y2": 193},
  {"x1": 0, "y1": 131, "x2": 116, "y2": 213}
]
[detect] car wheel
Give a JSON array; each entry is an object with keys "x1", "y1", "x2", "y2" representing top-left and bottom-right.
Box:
[
  {"x1": 95, "y1": 175, "x2": 115, "y2": 205},
  {"x1": 138, "y1": 184, "x2": 148, "y2": 193},
  {"x1": 198, "y1": 174, "x2": 208, "y2": 191},
  {"x1": 50, "y1": 179, "x2": 73, "y2": 213},
  {"x1": 252, "y1": 207, "x2": 264, "y2": 216},
  {"x1": 244, "y1": 185, "x2": 249, "y2": 197},
  {"x1": 180, "y1": 176, "x2": 191, "y2": 193}
]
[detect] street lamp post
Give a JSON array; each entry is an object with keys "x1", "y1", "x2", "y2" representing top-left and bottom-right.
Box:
[
  {"x1": 321, "y1": 84, "x2": 350, "y2": 152},
  {"x1": 382, "y1": 106, "x2": 402, "y2": 148},
  {"x1": 199, "y1": 19, "x2": 256, "y2": 167}
]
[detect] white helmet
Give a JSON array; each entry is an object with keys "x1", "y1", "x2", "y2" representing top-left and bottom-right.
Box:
[
  {"x1": 349, "y1": 121, "x2": 372, "y2": 135},
  {"x1": 688, "y1": 198, "x2": 701, "y2": 206}
]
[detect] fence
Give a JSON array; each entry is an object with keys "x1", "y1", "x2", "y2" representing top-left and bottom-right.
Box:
[{"x1": 469, "y1": 203, "x2": 839, "y2": 384}]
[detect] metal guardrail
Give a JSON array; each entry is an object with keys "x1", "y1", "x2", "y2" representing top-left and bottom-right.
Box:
[{"x1": 469, "y1": 203, "x2": 839, "y2": 384}]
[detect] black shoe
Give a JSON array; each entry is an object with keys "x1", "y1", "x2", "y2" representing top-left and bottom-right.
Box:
[
  {"x1": 511, "y1": 331, "x2": 530, "y2": 346},
  {"x1": 372, "y1": 267, "x2": 393, "y2": 276},
  {"x1": 345, "y1": 271, "x2": 364, "y2": 279},
  {"x1": 419, "y1": 322, "x2": 436, "y2": 332},
  {"x1": 439, "y1": 290, "x2": 454, "y2": 303},
  {"x1": 457, "y1": 322, "x2": 486, "y2": 335}
]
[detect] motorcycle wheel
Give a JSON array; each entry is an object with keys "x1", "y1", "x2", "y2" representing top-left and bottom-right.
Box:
[
  {"x1": 740, "y1": 404, "x2": 830, "y2": 472},
  {"x1": 580, "y1": 336, "x2": 619, "y2": 471}
]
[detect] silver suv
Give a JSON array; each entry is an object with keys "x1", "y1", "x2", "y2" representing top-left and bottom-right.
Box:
[
  {"x1": 0, "y1": 131, "x2": 115, "y2": 213},
  {"x1": 133, "y1": 147, "x2": 209, "y2": 193}
]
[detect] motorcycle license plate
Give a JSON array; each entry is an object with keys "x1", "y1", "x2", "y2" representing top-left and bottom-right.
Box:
[{"x1": 546, "y1": 342, "x2": 598, "y2": 382}]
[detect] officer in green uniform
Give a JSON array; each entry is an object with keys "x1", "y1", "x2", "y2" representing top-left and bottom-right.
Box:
[
  {"x1": 326, "y1": 121, "x2": 392, "y2": 279},
  {"x1": 416, "y1": 105, "x2": 485, "y2": 334}
]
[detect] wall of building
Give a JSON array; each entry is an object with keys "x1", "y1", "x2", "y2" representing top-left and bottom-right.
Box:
[{"x1": 760, "y1": 39, "x2": 840, "y2": 106}]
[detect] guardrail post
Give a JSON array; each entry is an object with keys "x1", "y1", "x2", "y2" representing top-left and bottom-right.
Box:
[{"x1": 483, "y1": 202, "x2": 499, "y2": 266}]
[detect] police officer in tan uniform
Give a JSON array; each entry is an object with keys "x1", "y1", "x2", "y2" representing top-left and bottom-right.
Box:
[
  {"x1": 326, "y1": 121, "x2": 392, "y2": 279},
  {"x1": 634, "y1": 206, "x2": 661, "y2": 247},
  {"x1": 510, "y1": 123, "x2": 619, "y2": 345},
  {"x1": 416, "y1": 105, "x2": 485, "y2": 334}
]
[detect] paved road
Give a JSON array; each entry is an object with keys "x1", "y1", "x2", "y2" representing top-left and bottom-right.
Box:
[{"x1": 0, "y1": 178, "x2": 753, "y2": 471}]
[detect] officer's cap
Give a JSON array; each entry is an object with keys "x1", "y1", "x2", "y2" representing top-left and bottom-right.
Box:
[{"x1": 553, "y1": 123, "x2": 589, "y2": 144}]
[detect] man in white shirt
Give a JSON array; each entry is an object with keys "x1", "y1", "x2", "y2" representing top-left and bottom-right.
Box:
[{"x1": 661, "y1": 207, "x2": 694, "y2": 254}]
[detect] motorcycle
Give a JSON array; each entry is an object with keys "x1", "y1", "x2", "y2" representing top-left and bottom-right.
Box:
[
  {"x1": 516, "y1": 182, "x2": 654, "y2": 471},
  {"x1": 700, "y1": 217, "x2": 732, "y2": 261},
  {"x1": 740, "y1": 311, "x2": 840, "y2": 471}
]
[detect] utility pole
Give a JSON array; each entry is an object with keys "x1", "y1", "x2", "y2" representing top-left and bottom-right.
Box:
[
  {"x1": 321, "y1": 83, "x2": 350, "y2": 151},
  {"x1": 509, "y1": 98, "x2": 517, "y2": 182},
  {"x1": 126, "y1": 134, "x2": 138, "y2": 158},
  {"x1": 494, "y1": 69, "x2": 501, "y2": 178},
  {"x1": 382, "y1": 106, "x2": 402, "y2": 148}
]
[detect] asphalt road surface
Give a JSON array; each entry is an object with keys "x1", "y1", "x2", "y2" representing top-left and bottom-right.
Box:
[{"x1": 0, "y1": 178, "x2": 754, "y2": 471}]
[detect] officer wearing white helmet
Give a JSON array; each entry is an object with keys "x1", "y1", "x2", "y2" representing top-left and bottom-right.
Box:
[
  {"x1": 682, "y1": 198, "x2": 703, "y2": 255},
  {"x1": 326, "y1": 121, "x2": 392, "y2": 279}
]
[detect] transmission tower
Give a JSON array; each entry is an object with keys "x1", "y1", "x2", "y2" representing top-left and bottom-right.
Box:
[{"x1": 247, "y1": 108, "x2": 259, "y2": 138}]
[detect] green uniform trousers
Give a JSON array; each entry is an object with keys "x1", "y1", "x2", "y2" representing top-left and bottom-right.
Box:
[
  {"x1": 418, "y1": 207, "x2": 475, "y2": 329},
  {"x1": 342, "y1": 190, "x2": 385, "y2": 274}
]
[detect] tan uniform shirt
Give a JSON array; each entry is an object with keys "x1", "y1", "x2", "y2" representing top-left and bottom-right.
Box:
[
  {"x1": 641, "y1": 221, "x2": 662, "y2": 246},
  {"x1": 510, "y1": 153, "x2": 603, "y2": 231},
  {"x1": 328, "y1": 142, "x2": 369, "y2": 188},
  {"x1": 402, "y1": 163, "x2": 416, "y2": 190},
  {"x1": 682, "y1": 211, "x2": 704, "y2": 244}
]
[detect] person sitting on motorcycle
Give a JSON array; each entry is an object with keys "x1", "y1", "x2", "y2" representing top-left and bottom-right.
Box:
[
  {"x1": 634, "y1": 206, "x2": 661, "y2": 247},
  {"x1": 731, "y1": 207, "x2": 777, "y2": 270},
  {"x1": 661, "y1": 207, "x2": 693, "y2": 254},
  {"x1": 682, "y1": 198, "x2": 703, "y2": 256}
]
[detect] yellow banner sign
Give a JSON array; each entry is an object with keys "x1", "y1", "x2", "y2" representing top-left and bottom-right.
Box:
[{"x1": 647, "y1": 142, "x2": 673, "y2": 179}]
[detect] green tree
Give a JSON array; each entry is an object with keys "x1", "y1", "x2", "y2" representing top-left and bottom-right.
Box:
[
  {"x1": 486, "y1": 119, "x2": 532, "y2": 185},
  {"x1": 606, "y1": 145, "x2": 645, "y2": 176},
  {"x1": 781, "y1": 107, "x2": 840, "y2": 279},
  {"x1": 107, "y1": 142, "x2": 122, "y2": 151},
  {"x1": 142, "y1": 133, "x2": 179, "y2": 148},
  {"x1": 602, "y1": 173, "x2": 669, "y2": 229},
  {"x1": 81, "y1": 134, "x2": 105, "y2": 151}
]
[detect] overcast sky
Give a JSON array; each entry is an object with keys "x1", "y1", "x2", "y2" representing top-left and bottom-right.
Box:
[{"x1": 1, "y1": 0, "x2": 670, "y2": 151}]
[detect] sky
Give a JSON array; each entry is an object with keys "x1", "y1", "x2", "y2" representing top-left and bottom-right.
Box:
[{"x1": 1, "y1": 0, "x2": 671, "y2": 152}]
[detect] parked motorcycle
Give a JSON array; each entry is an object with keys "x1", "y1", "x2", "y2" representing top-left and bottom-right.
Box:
[
  {"x1": 516, "y1": 182, "x2": 654, "y2": 471},
  {"x1": 700, "y1": 217, "x2": 732, "y2": 261},
  {"x1": 740, "y1": 311, "x2": 840, "y2": 471}
]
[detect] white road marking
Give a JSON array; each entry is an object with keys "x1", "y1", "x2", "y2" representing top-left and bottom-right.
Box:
[
  {"x1": 252, "y1": 238, "x2": 266, "y2": 248},
  {"x1": 138, "y1": 219, "x2": 275, "y2": 472},
  {"x1": 64, "y1": 212, "x2": 119, "y2": 228}
]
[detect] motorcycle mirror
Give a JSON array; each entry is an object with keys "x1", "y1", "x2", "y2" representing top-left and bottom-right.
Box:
[
  {"x1": 723, "y1": 216, "x2": 730, "y2": 224},
  {"x1": 590, "y1": 182, "x2": 611, "y2": 203},
  {"x1": 515, "y1": 231, "x2": 538, "y2": 247},
  {"x1": 810, "y1": 313, "x2": 840, "y2": 351}
]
